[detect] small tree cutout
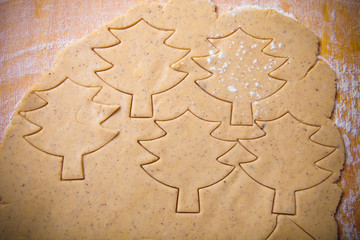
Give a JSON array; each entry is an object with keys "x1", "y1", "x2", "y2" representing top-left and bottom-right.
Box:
[
  {"x1": 95, "y1": 20, "x2": 188, "y2": 118},
  {"x1": 240, "y1": 113, "x2": 333, "y2": 214},
  {"x1": 194, "y1": 28, "x2": 284, "y2": 125},
  {"x1": 23, "y1": 79, "x2": 118, "y2": 180},
  {"x1": 140, "y1": 111, "x2": 235, "y2": 213}
]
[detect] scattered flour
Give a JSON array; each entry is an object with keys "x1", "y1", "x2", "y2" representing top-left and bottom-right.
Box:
[
  {"x1": 270, "y1": 41, "x2": 276, "y2": 49},
  {"x1": 218, "y1": 52, "x2": 226, "y2": 59},
  {"x1": 228, "y1": 85, "x2": 238, "y2": 93}
]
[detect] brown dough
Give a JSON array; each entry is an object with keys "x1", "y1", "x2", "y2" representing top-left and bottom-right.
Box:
[{"x1": 0, "y1": 0, "x2": 344, "y2": 239}]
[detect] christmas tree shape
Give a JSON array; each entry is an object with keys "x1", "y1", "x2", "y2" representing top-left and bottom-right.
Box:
[
  {"x1": 94, "y1": 19, "x2": 188, "y2": 118},
  {"x1": 140, "y1": 110, "x2": 235, "y2": 213},
  {"x1": 239, "y1": 113, "x2": 334, "y2": 214},
  {"x1": 23, "y1": 79, "x2": 119, "y2": 180},
  {"x1": 194, "y1": 28, "x2": 285, "y2": 125}
]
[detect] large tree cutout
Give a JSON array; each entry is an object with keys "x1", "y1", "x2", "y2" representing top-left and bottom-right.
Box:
[
  {"x1": 240, "y1": 113, "x2": 334, "y2": 214},
  {"x1": 23, "y1": 79, "x2": 119, "y2": 180},
  {"x1": 94, "y1": 20, "x2": 188, "y2": 118},
  {"x1": 140, "y1": 111, "x2": 235, "y2": 213},
  {"x1": 194, "y1": 28, "x2": 285, "y2": 125}
]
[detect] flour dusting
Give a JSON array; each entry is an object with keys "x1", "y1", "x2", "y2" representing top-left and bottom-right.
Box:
[{"x1": 228, "y1": 85, "x2": 238, "y2": 93}]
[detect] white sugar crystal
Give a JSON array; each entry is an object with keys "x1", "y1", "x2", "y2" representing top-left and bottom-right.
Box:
[
  {"x1": 278, "y1": 43, "x2": 283, "y2": 48},
  {"x1": 209, "y1": 49, "x2": 216, "y2": 56},
  {"x1": 270, "y1": 41, "x2": 276, "y2": 49},
  {"x1": 228, "y1": 86, "x2": 238, "y2": 93},
  {"x1": 251, "y1": 44, "x2": 258, "y2": 48},
  {"x1": 207, "y1": 57, "x2": 212, "y2": 63},
  {"x1": 253, "y1": 59, "x2": 258, "y2": 64},
  {"x1": 218, "y1": 52, "x2": 225, "y2": 59},
  {"x1": 250, "y1": 91, "x2": 255, "y2": 97}
]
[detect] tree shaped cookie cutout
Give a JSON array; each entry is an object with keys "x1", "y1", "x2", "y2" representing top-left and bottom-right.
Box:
[
  {"x1": 95, "y1": 20, "x2": 188, "y2": 118},
  {"x1": 240, "y1": 113, "x2": 334, "y2": 214},
  {"x1": 140, "y1": 111, "x2": 235, "y2": 213},
  {"x1": 195, "y1": 28, "x2": 284, "y2": 125},
  {"x1": 23, "y1": 79, "x2": 118, "y2": 180}
]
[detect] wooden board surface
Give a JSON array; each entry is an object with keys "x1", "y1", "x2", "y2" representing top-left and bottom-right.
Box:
[{"x1": 0, "y1": 0, "x2": 359, "y2": 238}]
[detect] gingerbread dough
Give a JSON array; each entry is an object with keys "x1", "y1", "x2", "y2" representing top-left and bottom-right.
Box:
[{"x1": 0, "y1": 0, "x2": 344, "y2": 239}]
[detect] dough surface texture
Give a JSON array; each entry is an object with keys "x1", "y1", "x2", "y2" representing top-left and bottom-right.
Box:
[{"x1": 0, "y1": 0, "x2": 344, "y2": 239}]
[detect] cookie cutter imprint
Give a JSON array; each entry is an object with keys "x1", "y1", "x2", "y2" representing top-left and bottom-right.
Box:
[
  {"x1": 139, "y1": 110, "x2": 237, "y2": 213},
  {"x1": 21, "y1": 78, "x2": 119, "y2": 180},
  {"x1": 194, "y1": 27, "x2": 287, "y2": 126},
  {"x1": 93, "y1": 19, "x2": 190, "y2": 118}
]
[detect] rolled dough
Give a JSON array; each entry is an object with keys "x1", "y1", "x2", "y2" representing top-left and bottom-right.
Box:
[{"x1": 0, "y1": 0, "x2": 344, "y2": 239}]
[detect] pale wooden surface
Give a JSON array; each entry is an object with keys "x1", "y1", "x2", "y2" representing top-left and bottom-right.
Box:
[{"x1": 0, "y1": 0, "x2": 359, "y2": 238}]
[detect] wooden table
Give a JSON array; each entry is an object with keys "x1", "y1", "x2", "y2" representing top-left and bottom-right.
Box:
[{"x1": 1, "y1": 0, "x2": 359, "y2": 238}]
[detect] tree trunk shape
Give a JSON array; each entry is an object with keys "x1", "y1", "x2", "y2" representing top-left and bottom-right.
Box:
[
  {"x1": 273, "y1": 189, "x2": 296, "y2": 214},
  {"x1": 231, "y1": 101, "x2": 253, "y2": 125},
  {"x1": 61, "y1": 154, "x2": 84, "y2": 180},
  {"x1": 177, "y1": 187, "x2": 200, "y2": 213},
  {"x1": 131, "y1": 93, "x2": 153, "y2": 117}
]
